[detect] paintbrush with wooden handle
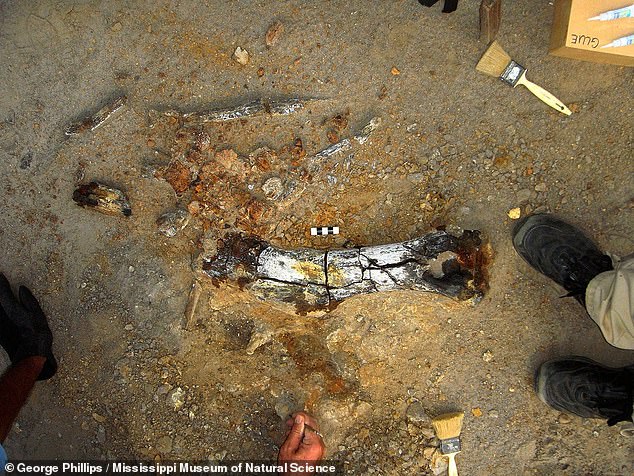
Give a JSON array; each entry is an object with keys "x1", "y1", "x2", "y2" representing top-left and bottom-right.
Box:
[
  {"x1": 476, "y1": 41, "x2": 572, "y2": 116},
  {"x1": 432, "y1": 412, "x2": 465, "y2": 476}
]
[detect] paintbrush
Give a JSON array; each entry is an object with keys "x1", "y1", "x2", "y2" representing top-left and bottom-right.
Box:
[
  {"x1": 476, "y1": 41, "x2": 572, "y2": 116},
  {"x1": 432, "y1": 412, "x2": 464, "y2": 476}
]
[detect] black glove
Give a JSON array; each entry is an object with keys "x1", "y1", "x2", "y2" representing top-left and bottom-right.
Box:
[
  {"x1": 0, "y1": 273, "x2": 57, "y2": 380},
  {"x1": 418, "y1": 0, "x2": 459, "y2": 13}
]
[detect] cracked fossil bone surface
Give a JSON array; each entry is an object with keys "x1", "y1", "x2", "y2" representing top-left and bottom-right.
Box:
[{"x1": 202, "y1": 230, "x2": 488, "y2": 314}]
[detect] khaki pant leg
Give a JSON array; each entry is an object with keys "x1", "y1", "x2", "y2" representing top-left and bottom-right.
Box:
[{"x1": 585, "y1": 256, "x2": 634, "y2": 350}]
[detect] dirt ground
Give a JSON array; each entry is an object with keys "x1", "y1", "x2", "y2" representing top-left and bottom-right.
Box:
[{"x1": 0, "y1": 0, "x2": 633, "y2": 474}]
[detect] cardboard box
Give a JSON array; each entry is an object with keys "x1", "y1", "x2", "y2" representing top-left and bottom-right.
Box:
[{"x1": 550, "y1": 0, "x2": 634, "y2": 66}]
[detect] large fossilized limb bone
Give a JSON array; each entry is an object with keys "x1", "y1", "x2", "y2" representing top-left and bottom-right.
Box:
[{"x1": 202, "y1": 230, "x2": 487, "y2": 314}]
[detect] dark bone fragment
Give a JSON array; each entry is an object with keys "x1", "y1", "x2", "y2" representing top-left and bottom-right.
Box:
[
  {"x1": 65, "y1": 96, "x2": 127, "y2": 136},
  {"x1": 202, "y1": 230, "x2": 488, "y2": 314},
  {"x1": 72, "y1": 182, "x2": 132, "y2": 217},
  {"x1": 308, "y1": 117, "x2": 381, "y2": 163}
]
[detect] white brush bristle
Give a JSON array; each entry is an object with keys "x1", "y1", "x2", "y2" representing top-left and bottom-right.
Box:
[{"x1": 476, "y1": 41, "x2": 512, "y2": 77}]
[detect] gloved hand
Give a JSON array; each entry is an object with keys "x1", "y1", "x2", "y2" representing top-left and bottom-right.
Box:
[
  {"x1": 418, "y1": 0, "x2": 459, "y2": 13},
  {"x1": 0, "y1": 273, "x2": 57, "y2": 380}
]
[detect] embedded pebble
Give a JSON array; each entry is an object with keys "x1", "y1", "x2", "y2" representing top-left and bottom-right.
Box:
[
  {"x1": 534, "y1": 182, "x2": 548, "y2": 192},
  {"x1": 97, "y1": 425, "x2": 106, "y2": 444},
  {"x1": 233, "y1": 47, "x2": 249, "y2": 65},
  {"x1": 246, "y1": 321, "x2": 273, "y2": 354},
  {"x1": 261, "y1": 177, "x2": 285, "y2": 200},
  {"x1": 157, "y1": 209, "x2": 190, "y2": 237},
  {"x1": 406, "y1": 401, "x2": 430, "y2": 425},
  {"x1": 516, "y1": 188, "x2": 532, "y2": 203},
  {"x1": 423, "y1": 447, "x2": 436, "y2": 459},
  {"x1": 168, "y1": 387, "x2": 185, "y2": 410},
  {"x1": 558, "y1": 413, "x2": 572, "y2": 424},
  {"x1": 92, "y1": 412, "x2": 106, "y2": 423},
  {"x1": 507, "y1": 207, "x2": 521, "y2": 220},
  {"x1": 265, "y1": 22, "x2": 284, "y2": 47},
  {"x1": 156, "y1": 435, "x2": 173, "y2": 454}
]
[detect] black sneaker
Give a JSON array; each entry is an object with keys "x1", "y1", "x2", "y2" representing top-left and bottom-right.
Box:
[
  {"x1": 512, "y1": 214, "x2": 613, "y2": 305},
  {"x1": 536, "y1": 357, "x2": 634, "y2": 429}
]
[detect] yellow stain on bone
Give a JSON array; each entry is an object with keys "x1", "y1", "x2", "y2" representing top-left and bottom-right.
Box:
[
  {"x1": 291, "y1": 261, "x2": 326, "y2": 283},
  {"x1": 326, "y1": 265, "x2": 347, "y2": 287}
]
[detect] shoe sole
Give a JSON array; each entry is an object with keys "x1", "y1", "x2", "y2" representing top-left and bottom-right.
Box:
[
  {"x1": 535, "y1": 357, "x2": 634, "y2": 421},
  {"x1": 512, "y1": 213, "x2": 554, "y2": 274},
  {"x1": 535, "y1": 356, "x2": 596, "y2": 409}
]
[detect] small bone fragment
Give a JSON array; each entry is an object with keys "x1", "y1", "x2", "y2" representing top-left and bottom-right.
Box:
[
  {"x1": 265, "y1": 21, "x2": 284, "y2": 47},
  {"x1": 310, "y1": 138, "x2": 353, "y2": 161},
  {"x1": 233, "y1": 46, "x2": 250, "y2": 65},
  {"x1": 186, "y1": 100, "x2": 264, "y2": 122},
  {"x1": 72, "y1": 182, "x2": 132, "y2": 217},
  {"x1": 157, "y1": 209, "x2": 190, "y2": 237},
  {"x1": 308, "y1": 117, "x2": 380, "y2": 165},
  {"x1": 65, "y1": 96, "x2": 127, "y2": 136},
  {"x1": 246, "y1": 321, "x2": 274, "y2": 354},
  {"x1": 354, "y1": 117, "x2": 381, "y2": 144},
  {"x1": 266, "y1": 98, "x2": 305, "y2": 115},
  {"x1": 160, "y1": 98, "x2": 307, "y2": 124},
  {"x1": 184, "y1": 280, "x2": 202, "y2": 330}
]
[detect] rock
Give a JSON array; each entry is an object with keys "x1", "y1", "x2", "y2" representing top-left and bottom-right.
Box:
[
  {"x1": 187, "y1": 201, "x2": 201, "y2": 215},
  {"x1": 406, "y1": 401, "x2": 430, "y2": 425},
  {"x1": 515, "y1": 440, "x2": 537, "y2": 461},
  {"x1": 488, "y1": 409, "x2": 499, "y2": 418},
  {"x1": 156, "y1": 209, "x2": 190, "y2": 237},
  {"x1": 507, "y1": 207, "x2": 521, "y2": 220},
  {"x1": 431, "y1": 452, "x2": 448, "y2": 475},
  {"x1": 157, "y1": 160, "x2": 192, "y2": 195},
  {"x1": 168, "y1": 387, "x2": 185, "y2": 410},
  {"x1": 215, "y1": 149, "x2": 246, "y2": 179},
  {"x1": 92, "y1": 412, "x2": 106, "y2": 423},
  {"x1": 423, "y1": 447, "x2": 436, "y2": 459},
  {"x1": 274, "y1": 393, "x2": 297, "y2": 420},
  {"x1": 110, "y1": 22, "x2": 122, "y2": 32},
  {"x1": 440, "y1": 144, "x2": 457, "y2": 157},
  {"x1": 534, "y1": 182, "x2": 548, "y2": 192},
  {"x1": 471, "y1": 407, "x2": 483, "y2": 418},
  {"x1": 261, "y1": 177, "x2": 285, "y2": 201},
  {"x1": 246, "y1": 321, "x2": 273, "y2": 355},
  {"x1": 97, "y1": 425, "x2": 106, "y2": 444},
  {"x1": 156, "y1": 435, "x2": 173, "y2": 454},
  {"x1": 265, "y1": 22, "x2": 284, "y2": 47},
  {"x1": 558, "y1": 413, "x2": 572, "y2": 424},
  {"x1": 516, "y1": 188, "x2": 532, "y2": 203},
  {"x1": 391, "y1": 66, "x2": 401, "y2": 75},
  {"x1": 318, "y1": 398, "x2": 353, "y2": 428},
  {"x1": 157, "y1": 384, "x2": 172, "y2": 395},
  {"x1": 482, "y1": 350, "x2": 494, "y2": 362},
  {"x1": 353, "y1": 401, "x2": 373, "y2": 419},
  {"x1": 233, "y1": 47, "x2": 249, "y2": 65}
]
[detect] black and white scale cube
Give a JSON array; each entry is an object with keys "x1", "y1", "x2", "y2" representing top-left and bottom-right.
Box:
[{"x1": 311, "y1": 226, "x2": 340, "y2": 236}]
